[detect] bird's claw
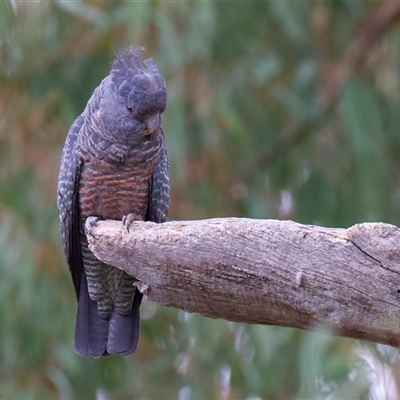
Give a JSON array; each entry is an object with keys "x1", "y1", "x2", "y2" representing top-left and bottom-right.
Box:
[
  {"x1": 85, "y1": 216, "x2": 99, "y2": 239},
  {"x1": 122, "y1": 213, "x2": 143, "y2": 233}
]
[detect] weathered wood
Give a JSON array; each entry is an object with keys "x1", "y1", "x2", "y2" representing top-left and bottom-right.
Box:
[{"x1": 85, "y1": 218, "x2": 400, "y2": 347}]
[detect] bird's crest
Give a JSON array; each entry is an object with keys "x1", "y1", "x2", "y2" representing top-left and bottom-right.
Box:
[
  {"x1": 111, "y1": 46, "x2": 159, "y2": 78},
  {"x1": 112, "y1": 46, "x2": 144, "y2": 72},
  {"x1": 110, "y1": 46, "x2": 163, "y2": 98}
]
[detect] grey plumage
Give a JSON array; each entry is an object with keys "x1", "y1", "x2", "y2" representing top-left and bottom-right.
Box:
[{"x1": 57, "y1": 46, "x2": 169, "y2": 358}]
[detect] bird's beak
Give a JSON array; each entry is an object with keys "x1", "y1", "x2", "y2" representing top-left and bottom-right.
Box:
[{"x1": 144, "y1": 113, "x2": 160, "y2": 136}]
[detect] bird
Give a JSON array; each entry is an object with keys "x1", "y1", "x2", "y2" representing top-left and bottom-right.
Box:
[{"x1": 57, "y1": 46, "x2": 169, "y2": 358}]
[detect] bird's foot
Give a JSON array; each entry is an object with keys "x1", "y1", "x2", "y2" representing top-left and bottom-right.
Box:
[
  {"x1": 85, "y1": 216, "x2": 99, "y2": 239},
  {"x1": 122, "y1": 213, "x2": 143, "y2": 233}
]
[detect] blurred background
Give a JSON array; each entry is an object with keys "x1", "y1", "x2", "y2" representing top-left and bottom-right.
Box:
[{"x1": 2, "y1": 0, "x2": 400, "y2": 398}]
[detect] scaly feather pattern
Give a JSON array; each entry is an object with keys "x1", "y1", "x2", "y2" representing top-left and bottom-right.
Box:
[{"x1": 57, "y1": 46, "x2": 169, "y2": 358}]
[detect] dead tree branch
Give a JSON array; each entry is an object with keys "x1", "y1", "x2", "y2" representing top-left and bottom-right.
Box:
[{"x1": 86, "y1": 218, "x2": 400, "y2": 347}]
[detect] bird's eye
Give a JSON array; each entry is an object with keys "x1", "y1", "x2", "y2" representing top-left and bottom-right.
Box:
[{"x1": 127, "y1": 106, "x2": 133, "y2": 113}]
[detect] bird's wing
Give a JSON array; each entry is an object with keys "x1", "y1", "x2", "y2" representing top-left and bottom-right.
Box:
[
  {"x1": 146, "y1": 129, "x2": 170, "y2": 223},
  {"x1": 57, "y1": 114, "x2": 84, "y2": 299}
]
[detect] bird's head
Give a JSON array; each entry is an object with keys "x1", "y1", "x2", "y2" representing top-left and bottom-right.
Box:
[{"x1": 95, "y1": 46, "x2": 167, "y2": 144}]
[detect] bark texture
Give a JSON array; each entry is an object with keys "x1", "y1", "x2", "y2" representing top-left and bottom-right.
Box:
[{"x1": 85, "y1": 218, "x2": 400, "y2": 347}]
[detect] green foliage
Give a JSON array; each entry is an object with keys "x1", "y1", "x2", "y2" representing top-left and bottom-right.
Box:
[{"x1": 1, "y1": 0, "x2": 400, "y2": 398}]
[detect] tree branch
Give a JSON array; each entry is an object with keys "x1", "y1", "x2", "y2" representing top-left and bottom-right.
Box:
[
  {"x1": 86, "y1": 218, "x2": 400, "y2": 347},
  {"x1": 244, "y1": 3, "x2": 400, "y2": 177}
]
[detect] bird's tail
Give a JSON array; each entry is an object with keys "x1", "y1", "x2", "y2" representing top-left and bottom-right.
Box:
[{"x1": 73, "y1": 272, "x2": 142, "y2": 358}]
